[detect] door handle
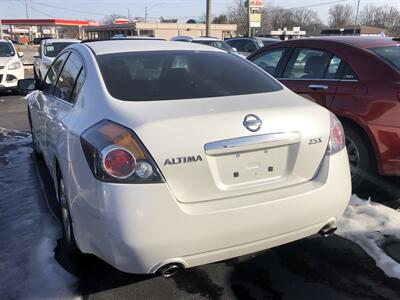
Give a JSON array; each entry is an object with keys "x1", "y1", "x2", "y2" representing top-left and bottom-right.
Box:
[{"x1": 309, "y1": 84, "x2": 329, "y2": 90}]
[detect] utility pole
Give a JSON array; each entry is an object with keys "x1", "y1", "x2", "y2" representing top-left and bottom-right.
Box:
[
  {"x1": 145, "y1": 6, "x2": 148, "y2": 22},
  {"x1": 0, "y1": 19, "x2": 3, "y2": 40},
  {"x1": 206, "y1": 0, "x2": 211, "y2": 37},
  {"x1": 247, "y1": 0, "x2": 251, "y2": 37},
  {"x1": 387, "y1": 6, "x2": 393, "y2": 33},
  {"x1": 24, "y1": 0, "x2": 29, "y2": 19},
  {"x1": 353, "y1": 0, "x2": 360, "y2": 35}
]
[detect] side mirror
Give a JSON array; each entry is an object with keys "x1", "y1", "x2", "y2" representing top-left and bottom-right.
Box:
[
  {"x1": 18, "y1": 52, "x2": 24, "y2": 58},
  {"x1": 33, "y1": 52, "x2": 40, "y2": 59},
  {"x1": 232, "y1": 47, "x2": 238, "y2": 52},
  {"x1": 18, "y1": 79, "x2": 40, "y2": 95}
]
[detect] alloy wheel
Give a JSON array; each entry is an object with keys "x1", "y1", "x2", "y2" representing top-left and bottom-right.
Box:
[
  {"x1": 59, "y1": 180, "x2": 72, "y2": 244},
  {"x1": 346, "y1": 136, "x2": 360, "y2": 178}
]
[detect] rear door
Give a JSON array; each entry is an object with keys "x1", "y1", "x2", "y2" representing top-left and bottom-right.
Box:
[
  {"x1": 279, "y1": 47, "x2": 341, "y2": 108},
  {"x1": 34, "y1": 52, "x2": 69, "y2": 158},
  {"x1": 46, "y1": 51, "x2": 86, "y2": 167}
]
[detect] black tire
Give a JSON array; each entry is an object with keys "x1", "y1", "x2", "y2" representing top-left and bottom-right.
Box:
[
  {"x1": 58, "y1": 175, "x2": 81, "y2": 257},
  {"x1": 344, "y1": 125, "x2": 377, "y2": 191},
  {"x1": 28, "y1": 110, "x2": 42, "y2": 157}
]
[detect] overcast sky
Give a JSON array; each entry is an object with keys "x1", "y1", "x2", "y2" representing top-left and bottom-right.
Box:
[{"x1": 0, "y1": 0, "x2": 399, "y2": 24}]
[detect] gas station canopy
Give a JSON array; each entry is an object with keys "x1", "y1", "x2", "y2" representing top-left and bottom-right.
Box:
[{"x1": 1, "y1": 19, "x2": 99, "y2": 27}]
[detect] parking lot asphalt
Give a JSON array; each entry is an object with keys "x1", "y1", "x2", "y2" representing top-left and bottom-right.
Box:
[{"x1": 1, "y1": 91, "x2": 400, "y2": 299}]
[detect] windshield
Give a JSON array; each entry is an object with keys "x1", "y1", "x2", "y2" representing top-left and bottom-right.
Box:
[
  {"x1": 192, "y1": 40, "x2": 233, "y2": 51},
  {"x1": 97, "y1": 51, "x2": 281, "y2": 101},
  {"x1": 370, "y1": 45, "x2": 400, "y2": 71},
  {"x1": 44, "y1": 42, "x2": 75, "y2": 57},
  {"x1": 0, "y1": 42, "x2": 15, "y2": 57}
]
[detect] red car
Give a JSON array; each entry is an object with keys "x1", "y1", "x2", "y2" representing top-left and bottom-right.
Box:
[{"x1": 248, "y1": 37, "x2": 400, "y2": 190}]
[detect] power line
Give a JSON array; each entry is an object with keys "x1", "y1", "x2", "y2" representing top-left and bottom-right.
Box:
[
  {"x1": 14, "y1": 0, "x2": 55, "y2": 18},
  {"x1": 33, "y1": 1, "x2": 108, "y2": 16}
]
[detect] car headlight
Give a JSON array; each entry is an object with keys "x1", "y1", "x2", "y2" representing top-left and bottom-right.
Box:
[{"x1": 8, "y1": 62, "x2": 22, "y2": 70}]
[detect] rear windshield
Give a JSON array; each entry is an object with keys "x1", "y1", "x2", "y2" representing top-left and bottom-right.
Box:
[
  {"x1": 44, "y1": 42, "x2": 75, "y2": 57},
  {"x1": 97, "y1": 51, "x2": 282, "y2": 101},
  {"x1": 370, "y1": 46, "x2": 400, "y2": 71},
  {"x1": 192, "y1": 40, "x2": 233, "y2": 51}
]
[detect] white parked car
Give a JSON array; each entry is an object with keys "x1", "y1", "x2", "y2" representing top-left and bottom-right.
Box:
[
  {"x1": 33, "y1": 38, "x2": 80, "y2": 80},
  {"x1": 0, "y1": 39, "x2": 24, "y2": 92},
  {"x1": 19, "y1": 40, "x2": 351, "y2": 276},
  {"x1": 171, "y1": 36, "x2": 245, "y2": 57}
]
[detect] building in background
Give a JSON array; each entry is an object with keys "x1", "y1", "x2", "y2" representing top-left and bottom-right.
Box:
[
  {"x1": 1, "y1": 19, "x2": 99, "y2": 43},
  {"x1": 268, "y1": 27, "x2": 307, "y2": 40},
  {"x1": 321, "y1": 25, "x2": 387, "y2": 36},
  {"x1": 83, "y1": 22, "x2": 237, "y2": 40}
]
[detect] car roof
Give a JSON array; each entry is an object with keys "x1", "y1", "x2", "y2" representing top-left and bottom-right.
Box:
[
  {"x1": 226, "y1": 37, "x2": 254, "y2": 41},
  {"x1": 280, "y1": 36, "x2": 399, "y2": 49},
  {"x1": 192, "y1": 37, "x2": 220, "y2": 41},
  {"x1": 43, "y1": 38, "x2": 80, "y2": 44},
  {"x1": 255, "y1": 37, "x2": 280, "y2": 42},
  {"x1": 84, "y1": 40, "x2": 224, "y2": 55}
]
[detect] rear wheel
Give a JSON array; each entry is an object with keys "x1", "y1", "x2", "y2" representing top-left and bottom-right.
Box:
[
  {"x1": 28, "y1": 111, "x2": 42, "y2": 157},
  {"x1": 58, "y1": 175, "x2": 81, "y2": 256},
  {"x1": 344, "y1": 125, "x2": 377, "y2": 191}
]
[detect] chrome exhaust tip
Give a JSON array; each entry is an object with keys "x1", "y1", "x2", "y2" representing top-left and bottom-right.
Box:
[
  {"x1": 159, "y1": 263, "x2": 182, "y2": 278},
  {"x1": 318, "y1": 221, "x2": 338, "y2": 237}
]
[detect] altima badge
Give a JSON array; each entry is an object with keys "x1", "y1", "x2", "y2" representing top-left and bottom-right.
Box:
[{"x1": 243, "y1": 114, "x2": 262, "y2": 132}]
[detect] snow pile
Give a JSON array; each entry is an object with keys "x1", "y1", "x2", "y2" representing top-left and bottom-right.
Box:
[
  {"x1": 337, "y1": 195, "x2": 400, "y2": 279},
  {"x1": 0, "y1": 128, "x2": 79, "y2": 299}
]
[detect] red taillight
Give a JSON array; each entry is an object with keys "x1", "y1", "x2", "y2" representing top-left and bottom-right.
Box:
[
  {"x1": 81, "y1": 120, "x2": 163, "y2": 183},
  {"x1": 327, "y1": 112, "x2": 346, "y2": 155},
  {"x1": 103, "y1": 148, "x2": 136, "y2": 178}
]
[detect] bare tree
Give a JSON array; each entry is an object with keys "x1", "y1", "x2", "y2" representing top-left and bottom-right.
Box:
[
  {"x1": 291, "y1": 8, "x2": 322, "y2": 28},
  {"x1": 102, "y1": 14, "x2": 127, "y2": 25},
  {"x1": 226, "y1": 0, "x2": 248, "y2": 35},
  {"x1": 328, "y1": 4, "x2": 354, "y2": 28},
  {"x1": 359, "y1": 5, "x2": 399, "y2": 30},
  {"x1": 213, "y1": 14, "x2": 229, "y2": 24},
  {"x1": 226, "y1": 2, "x2": 323, "y2": 36},
  {"x1": 265, "y1": 6, "x2": 295, "y2": 30},
  {"x1": 260, "y1": 6, "x2": 323, "y2": 34}
]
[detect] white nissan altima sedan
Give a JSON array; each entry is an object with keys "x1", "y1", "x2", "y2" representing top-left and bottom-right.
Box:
[{"x1": 18, "y1": 40, "x2": 351, "y2": 276}]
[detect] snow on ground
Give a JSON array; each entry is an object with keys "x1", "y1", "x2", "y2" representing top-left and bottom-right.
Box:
[
  {"x1": 0, "y1": 128, "x2": 79, "y2": 299},
  {"x1": 337, "y1": 194, "x2": 400, "y2": 279}
]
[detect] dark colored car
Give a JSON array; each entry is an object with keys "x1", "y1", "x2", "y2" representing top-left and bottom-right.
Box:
[
  {"x1": 226, "y1": 37, "x2": 280, "y2": 57},
  {"x1": 248, "y1": 36, "x2": 400, "y2": 190}
]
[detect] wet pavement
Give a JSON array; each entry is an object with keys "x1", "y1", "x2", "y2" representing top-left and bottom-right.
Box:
[{"x1": 1, "y1": 93, "x2": 400, "y2": 299}]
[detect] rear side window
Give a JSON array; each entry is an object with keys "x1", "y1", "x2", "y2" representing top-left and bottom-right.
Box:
[
  {"x1": 53, "y1": 52, "x2": 84, "y2": 103},
  {"x1": 243, "y1": 41, "x2": 257, "y2": 53},
  {"x1": 44, "y1": 42, "x2": 75, "y2": 58},
  {"x1": 70, "y1": 68, "x2": 86, "y2": 103},
  {"x1": 284, "y1": 48, "x2": 332, "y2": 79},
  {"x1": 370, "y1": 46, "x2": 400, "y2": 71},
  {"x1": 251, "y1": 48, "x2": 285, "y2": 76},
  {"x1": 43, "y1": 52, "x2": 69, "y2": 94},
  {"x1": 325, "y1": 56, "x2": 342, "y2": 79},
  {"x1": 97, "y1": 51, "x2": 282, "y2": 101}
]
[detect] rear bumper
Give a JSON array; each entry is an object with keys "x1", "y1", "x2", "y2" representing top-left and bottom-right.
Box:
[
  {"x1": 69, "y1": 149, "x2": 351, "y2": 274},
  {"x1": 369, "y1": 124, "x2": 400, "y2": 176}
]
